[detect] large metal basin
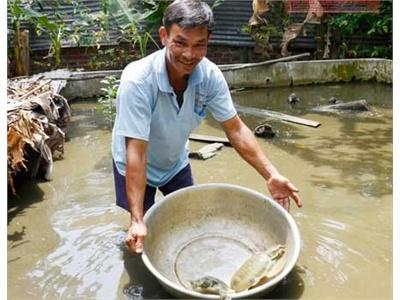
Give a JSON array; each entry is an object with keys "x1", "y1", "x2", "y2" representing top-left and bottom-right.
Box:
[{"x1": 142, "y1": 183, "x2": 301, "y2": 299}]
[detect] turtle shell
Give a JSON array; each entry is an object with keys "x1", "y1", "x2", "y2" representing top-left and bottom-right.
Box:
[{"x1": 230, "y1": 245, "x2": 286, "y2": 292}]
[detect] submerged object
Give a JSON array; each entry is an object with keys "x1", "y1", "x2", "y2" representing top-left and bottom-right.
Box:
[
  {"x1": 254, "y1": 124, "x2": 275, "y2": 138},
  {"x1": 314, "y1": 99, "x2": 369, "y2": 112},
  {"x1": 288, "y1": 93, "x2": 300, "y2": 104},
  {"x1": 328, "y1": 96, "x2": 343, "y2": 104}
]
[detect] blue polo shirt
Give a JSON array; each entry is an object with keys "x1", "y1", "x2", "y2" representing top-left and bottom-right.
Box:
[{"x1": 111, "y1": 48, "x2": 237, "y2": 187}]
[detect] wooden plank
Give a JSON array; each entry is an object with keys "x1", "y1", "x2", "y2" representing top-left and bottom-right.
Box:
[
  {"x1": 235, "y1": 104, "x2": 321, "y2": 128},
  {"x1": 189, "y1": 134, "x2": 231, "y2": 146},
  {"x1": 20, "y1": 30, "x2": 30, "y2": 76},
  {"x1": 219, "y1": 53, "x2": 310, "y2": 71},
  {"x1": 17, "y1": 80, "x2": 52, "y2": 101}
]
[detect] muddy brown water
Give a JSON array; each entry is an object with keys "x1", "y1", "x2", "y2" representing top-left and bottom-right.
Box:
[{"x1": 8, "y1": 82, "x2": 392, "y2": 299}]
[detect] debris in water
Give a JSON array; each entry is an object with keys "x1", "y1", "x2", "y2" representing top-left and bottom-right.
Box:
[
  {"x1": 123, "y1": 285, "x2": 144, "y2": 300},
  {"x1": 7, "y1": 75, "x2": 71, "y2": 193},
  {"x1": 189, "y1": 143, "x2": 224, "y2": 160}
]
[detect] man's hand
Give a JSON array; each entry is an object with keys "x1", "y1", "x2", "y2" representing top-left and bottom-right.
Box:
[
  {"x1": 267, "y1": 173, "x2": 302, "y2": 212},
  {"x1": 125, "y1": 221, "x2": 147, "y2": 254}
]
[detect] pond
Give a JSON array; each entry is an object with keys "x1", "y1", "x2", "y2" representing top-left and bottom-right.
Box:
[{"x1": 8, "y1": 82, "x2": 392, "y2": 299}]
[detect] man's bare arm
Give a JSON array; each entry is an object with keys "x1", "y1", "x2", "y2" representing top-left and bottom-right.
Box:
[
  {"x1": 221, "y1": 115, "x2": 302, "y2": 211},
  {"x1": 125, "y1": 137, "x2": 148, "y2": 253}
]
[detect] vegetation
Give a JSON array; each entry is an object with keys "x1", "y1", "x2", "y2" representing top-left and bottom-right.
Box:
[
  {"x1": 328, "y1": 2, "x2": 392, "y2": 59},
  {"x1": 8, "y1": 0, "x2": 35, "y2": 75},
  {"x1": 241, "y1": 1, "x2": 288, "y2": 59},
  {"x1": 27, "y1": 8, "x2": 72, "y2": 67},
  {"x1": 8, "y1": 0, "x2": 225, "y2": 72},
  {"x1": 241, "y1": 1, "x2": 392, "y2": 59},
  {"x1": 98, "y1": 75, "x2": 119, "y2": 130},
  {"x1": 8, "y1": 0, "x2": 391, "y2": 74}
]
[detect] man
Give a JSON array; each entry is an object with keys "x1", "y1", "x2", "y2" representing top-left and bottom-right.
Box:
[{"x1": 112, "y1": 0, "x2": 302, "y2": 255}]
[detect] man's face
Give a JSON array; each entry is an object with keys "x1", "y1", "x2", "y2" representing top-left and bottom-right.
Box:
[{"x1": 159, "y1": 24, "x2": 209, "y2": 78}]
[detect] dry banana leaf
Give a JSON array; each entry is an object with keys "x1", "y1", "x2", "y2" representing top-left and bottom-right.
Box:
[{"x1": 7, "y1": 75, "x2": 70, "y2": 194}]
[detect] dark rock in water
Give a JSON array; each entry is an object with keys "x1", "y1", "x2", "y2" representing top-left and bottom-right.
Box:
[
  {"x1": 254, "y1": 124, "x2": 275, "y2": 138},
  {"x1": 328, "y1": 97, "x2": 343, "y2": 104},
  {"x1": 288, "y1": 93, "x2": 300, "y2": 104},
  {"x1": 313, "y1": 99, "x2": 369, "y2": 113}
]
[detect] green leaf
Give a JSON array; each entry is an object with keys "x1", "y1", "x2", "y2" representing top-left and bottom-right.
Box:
[{"x1": 211, "y1": 0, "x2": 224, "y2": 10}]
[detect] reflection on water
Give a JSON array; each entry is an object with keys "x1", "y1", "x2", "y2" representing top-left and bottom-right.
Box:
[
  {"x1": 8, "y1": 83, "x2": 392, "y2": 299},
  {"x1": 27, "y1": 205, "x2": 125, "y2": 299}
]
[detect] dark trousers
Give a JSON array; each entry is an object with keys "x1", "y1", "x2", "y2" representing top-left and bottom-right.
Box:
[{"x1": 112, "y1": 160, "x2": 194, "y2": 213}]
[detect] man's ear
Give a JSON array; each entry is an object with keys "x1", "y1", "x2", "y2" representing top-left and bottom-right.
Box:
[{"x1": 159, "y1": 26, "x2": 168, "y2": 46}]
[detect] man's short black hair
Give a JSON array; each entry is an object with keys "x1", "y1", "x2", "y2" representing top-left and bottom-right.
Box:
[{"x1": 162, "y1": 0, "x2": 214, "y2": 33}]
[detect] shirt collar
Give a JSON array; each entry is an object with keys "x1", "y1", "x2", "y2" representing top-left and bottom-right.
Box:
[{"x1": 155, "y1": 47, "x2": 204, "y2": 93}]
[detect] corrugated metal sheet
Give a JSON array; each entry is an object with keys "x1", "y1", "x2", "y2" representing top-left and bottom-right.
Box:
[{"x1": 208, "y1": 0, "x2": 254, "y2": 47}]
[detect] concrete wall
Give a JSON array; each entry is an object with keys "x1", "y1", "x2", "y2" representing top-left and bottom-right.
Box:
[
  {"x1": 223, "y1": 59, "x2": 392, "y2": 89},
  {"x1": 58, "y1": 59, "x2": 392, "y2": 100}
]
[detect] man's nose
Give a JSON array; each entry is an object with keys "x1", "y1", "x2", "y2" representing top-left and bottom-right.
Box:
[{"x1": 182, "y1": 47, "x2": 195, "y2": 60}]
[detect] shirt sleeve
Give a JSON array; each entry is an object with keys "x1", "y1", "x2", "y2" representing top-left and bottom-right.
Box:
[
  {"x1": 114, "y1": 80, "x2": 152, "y2": 141},
  {"x1": 206, "y1": 66, "x2": 237, "y2": 123}
]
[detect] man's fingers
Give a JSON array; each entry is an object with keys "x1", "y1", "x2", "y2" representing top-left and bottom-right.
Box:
[
  {"x1": 287, "y1": 181, "x2": 302, "y2": 208},
  {"x1": 125, "y1": 239, "x2": 137, "y2": 254},
  {"x1": 125, "y1": 233, "x2": 144, "y2": 254},
  {"x1": 284, "y1": 198, "x2": 290, "y2": 212},
  {"x1": 288, "y1": 181, "x2": 299, "y2": 193},
  {"x1": 135, "y1": 236, "x2": 144, "y2": 253},
  {"x1": 291, "y1": 191, "x2": 302, "y2": 208}
]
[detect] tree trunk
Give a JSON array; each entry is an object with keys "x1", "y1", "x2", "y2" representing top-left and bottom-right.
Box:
[{"x1": 20, "y1": 30, "x2": 30, "y2": 75}]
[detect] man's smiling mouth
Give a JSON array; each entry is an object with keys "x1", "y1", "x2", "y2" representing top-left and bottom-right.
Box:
[{"x1": 180, "y1": 60, "x2": 195, "y2": 66}]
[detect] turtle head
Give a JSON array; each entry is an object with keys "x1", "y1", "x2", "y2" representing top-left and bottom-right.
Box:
[
  {"x1": 269, "y1": 245, "x2": 286, "y2": 260},
  {"x1": 190, "y1": 276, "x2": 219, "y2": 291}
]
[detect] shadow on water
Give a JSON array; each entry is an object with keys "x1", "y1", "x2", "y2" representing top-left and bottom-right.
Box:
[
  {"x1": 267, "y1": 265, "x2": 305, "y2": 299},
  {"x1": 122, "y1": 249, "x2": 174, "y2": 299},
  {"x1": 8, "y1": 183, "x2": 45, "y2": 226}
]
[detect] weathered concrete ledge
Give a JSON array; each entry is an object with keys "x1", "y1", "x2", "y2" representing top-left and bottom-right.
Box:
[
  {"x1": 60, "y1": 70, "x2": 121, "y2": 100},
  {"x1": 57, "y1": 59, "x2": 392, "y2": 100},
  {"x1": 223, "y1": 58, "x2": 392, "y2": 88}
]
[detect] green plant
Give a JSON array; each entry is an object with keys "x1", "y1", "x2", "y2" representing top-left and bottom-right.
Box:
[
  {"x1": 22, "y1": 0, "x2": 89, "y2": 68},
  {"x1": 141, "y1": 0, "x2": 171, "y2": 29},
  {"x1": 8, "y1": 0, "x2": 35, "y2": 75},
  {"x1": 211, "y1": 0, "x2": 225, "y2": 10},
  {"x1": 242, "y1": 0, "x2": 288, "y2": 58},
  {"x1": 329, "y1": 1, "x2": 392, "y2": 58},
  {"x1": 73, "y1": 0, "x2": 111, "y2": 49},
  {"x1": 109, "y1": 0, "x2": 161, "y2": 58},
  {"x1": 98, "y1": 75, "x2": 119, "y2": 129},
  {"x1": 87, "y1": 47, "x2": 135, "y2": 70}
]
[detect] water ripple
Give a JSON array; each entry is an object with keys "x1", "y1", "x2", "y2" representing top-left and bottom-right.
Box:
[{"x1": 28, "y1": 205, "x2": 126, "y2": 299}]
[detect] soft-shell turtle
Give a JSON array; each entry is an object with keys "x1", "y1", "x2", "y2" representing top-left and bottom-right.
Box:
[
  {"x1": 190, "y1": 276, "x2": 234, "y2": 300},
  {"x1": 230, "y1": 245, "x2": 286, "y2": 292},
  {"x1": 288, "y1": 93, "x2": 300, "y2": 105}
]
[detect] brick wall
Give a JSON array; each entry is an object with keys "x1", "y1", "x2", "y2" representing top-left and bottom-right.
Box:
[
  {"x1": 207, "y1": 45, "x2": 252, "y2": 64},
  {"x1": 26, "y1": 44, "x2": 256, "y2": 75}
]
